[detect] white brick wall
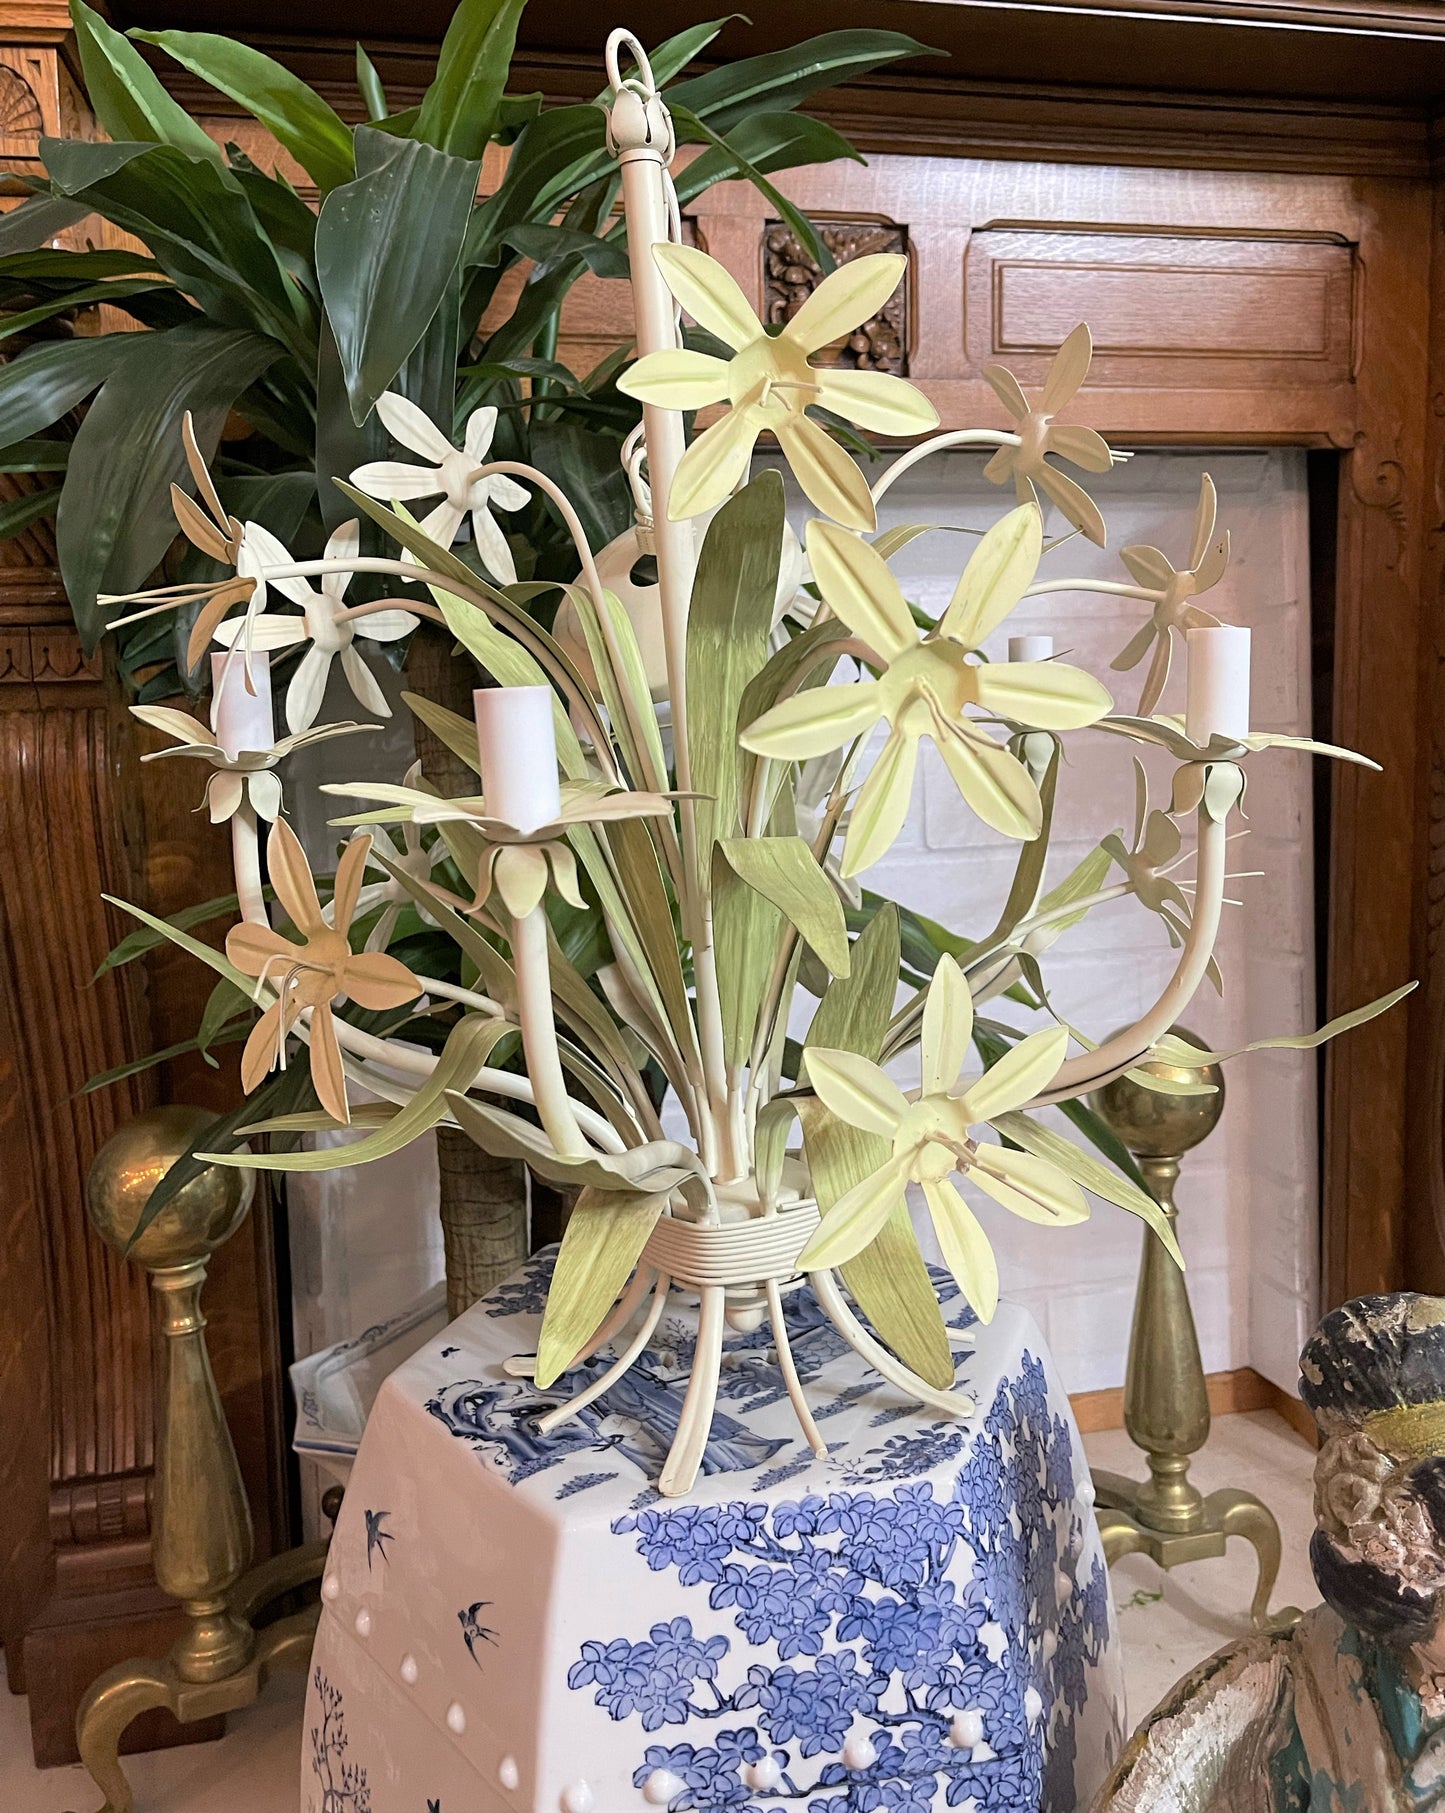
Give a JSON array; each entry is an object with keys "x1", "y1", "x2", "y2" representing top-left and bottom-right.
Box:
[{"x1": 848, "y1": 449, "x2": 1318, "y2": 1397}]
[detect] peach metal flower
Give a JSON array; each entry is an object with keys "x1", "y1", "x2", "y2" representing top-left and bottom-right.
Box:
[
  {"x1": 212, "y1": 518, "x2": 418, "y2": 732},
  {"x1": 130, "y1": 703, "x2": 372, "y2": 823},
  {"x1": 1112, "y1": 475, "x2": 1228, "y2": 714},
  {"x1": 225, "y1": 818, "x2": 422, "y2": 1124},
  {"x1": 798, "y1": 957, "x2": 1085, "y2": 1320},
  {"x1": 323, "y1": 777, "x2": 679, "y2": 920},
  {"x1": 741, "y1": 506, "x2": 1112, "y2": 873},
  {"x1": 617, "y1": 244, "x2": 939, "y2": 532},
  {"x1": 350, "y1": 393, "x2": 530, "y2": 585},
  {"x1": 981, "y1": 325, "x2": 1117, "y2": 546}
]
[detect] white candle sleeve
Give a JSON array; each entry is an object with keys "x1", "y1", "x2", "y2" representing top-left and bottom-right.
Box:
[
  {"x1": 474, "y1": 686, "x2": 562, "y2": 833},
  {"x1": 210, "y1": 650, "x2": 274, "y2": 758},
  {"x1": 1008, "y1": 635, "x2": 1055, "y2": 663},
  {"x1": 1185, "y1": 625, "x2": 1251, "y2": 745}
]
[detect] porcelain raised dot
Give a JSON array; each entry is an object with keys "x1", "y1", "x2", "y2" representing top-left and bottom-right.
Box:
[
  {"x1": 745, "y1": 1757, "x2": 783, "y2": 1791},
  {"x1": 353, "y1": 1608, "x2": 371, "y2": 1638},
  {"x1": 498, "y1": 1756, "x2": 520, "y2": 1791},
  {"x1": 446, "y1": 1700, "x2": 466, "y2": 1734},
  {"x1": 560, "y1": 1782, "x2": 595, "y2": 1813},
  {"x1": 399, "y1": 1654, "x2": 419, "y2": 1686},
  {"x1": 321, "y1": 1574, "x2": 340, "y2": 1602},
  {"x1": 643, "y1": 1769, "x2": 683, "y2": 1804},
  {"x1": 841, "y1": 1734, "x2": 877, "y2": 1770},
  {"x1": 949, "y1": 1708, "x2": 985, "y2": 1748}
]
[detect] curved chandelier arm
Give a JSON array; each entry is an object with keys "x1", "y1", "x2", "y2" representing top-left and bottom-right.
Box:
[{"x1": 869, "y1": 428, "x2": 1020, "y2": 508}]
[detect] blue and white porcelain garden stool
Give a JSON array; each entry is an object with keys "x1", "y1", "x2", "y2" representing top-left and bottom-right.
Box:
[{"x1": 303, "y1": 1252, "x2": 1126, "y2": 1813}]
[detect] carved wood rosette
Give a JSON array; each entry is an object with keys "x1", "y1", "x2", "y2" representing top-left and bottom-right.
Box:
[{"x1": 762, "y1": 219, "x2": 910, "y2": 373}]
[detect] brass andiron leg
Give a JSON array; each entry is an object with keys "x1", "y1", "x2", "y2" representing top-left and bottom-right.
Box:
[
  {"x1": 74, "y1": 1108, "x2": 325, "y2": 1813},
  {"x1": 1088, "y1": 1037, "x2": 1300, "y2": 1633}
]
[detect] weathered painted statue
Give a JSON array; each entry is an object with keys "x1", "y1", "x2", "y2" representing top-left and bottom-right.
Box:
[{"x1": 1094, "y1": 1293, "x2": 1445, "y2": 1811}]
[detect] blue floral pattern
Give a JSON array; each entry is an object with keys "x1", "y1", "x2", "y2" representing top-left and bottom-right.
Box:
[{"x1": 567, "y1": 1362, "x2": 1108, "y2": 1811}]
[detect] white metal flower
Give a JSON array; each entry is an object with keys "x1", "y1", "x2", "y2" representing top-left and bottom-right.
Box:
[
  {"x1": 617, "y1": 244, "x2": 939, "y2": 532},
  {"x1": 798, "y1": 957, "x2": 1086, "y2": 1319},
  {"x1": 331, "y1": 766, "x2": 449, "y2": 951},
  {"x1": 130, "y1": 703, "x2": 371, "y2": 823},
  {"x1": 212, "y1": 520, "x2": 417, "y2": 733},
  {"x1": 981, "y1": 326, "x2": 1118, "y2": 546},
  {"x1": 1112, "y1": 475, "x2": 1228, "y2": 714},
  {"x1": 350, "y1": 393, "x2": 531, "y2": 584}
]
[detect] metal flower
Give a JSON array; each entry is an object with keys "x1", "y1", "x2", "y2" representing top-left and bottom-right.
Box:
[
  {"x1": 1111, "y1": 475, "x2": 1228, "y2": 714},
  {"x1": 797, "y1": 956, "x2": 1086, "y2": 1319},
  {"x1": 350, "y1": 393, "x2": 530, "y2": 585},
  {"x1": 212, "y1": 519, "x2": 418, "y2": 732},
  {"x1": 130, "y1": 703, "x2": 371, "y2": 823},
  {"x1": 323, "y1": 777, "x2": 678, "y2": 919},
  {"x1": 1098, "y1": 711, "x2": 1379, "y2": 817},
  {"x1": 617, "y1": 243, "x2": 939, "y2": 532},
  {"x1": 225, "y1": 818, "x2": 422, "y2": 1124},
  {"x1": 334, "y1": 765, "x2": 450, "y2": 952},
  {"x1": 1102, "y1": 760, "x2": 1194, "y2": 945},
  {"x1": 980, "y1": 325, "x2": 1116, "y2": 546},
  {"x1": 740, "y1": 506, "x2": 1112, "y2": 873}
]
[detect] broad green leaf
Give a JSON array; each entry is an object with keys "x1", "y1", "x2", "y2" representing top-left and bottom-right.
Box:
[
  {"x1": 0, "y1": 334, "x2": 135, "y2": 445},
  {"x1": 356, "y1": 44, "x2": 388, "y2": 121},
  {"x1": 803, "y1": 903, "x2": 954, "y2": 1388},
  {"x1": 1150, "y1": 982, "x2": 1417, "y2": 1067},
  {"x1": 0, "y1": 194, "x2": 92, "y2": 254},
  {"x1": 991, "y1": 1110, "x2": 1183, "y2": 1268},
  {"x1": 0, "y1": 487, "x2": 57, "y2": 540},
  {"x1": 713, "y1": 840, "x2": 783, "y2": 1069},
  {"x1": 464, "y1": 106, "x2": 608, "y2": 269},
  {"x1": 596, "y1": 18, "x2": 738, "y2": 101},
  {"x1": 605, "y1": 815, "x2": 698, "y2": 1073},
  {"x1": 102, "y1": 892, "x2": 252, "y2": 993},
  {"x1": 415, "y1": 0, "x2": 527, "y2": 158},
  {"x1": 95, "y1": 890, "x2": 245, "y2": 974},
  {"x1": 70, "y1": 0, "x2": 223, "y2": 164},
  {"x1": 213, "y1": 1014, "x2": 514, "y2": 1171},
  {"x1": 134, "y1": 29, "x2": 356, "y2": 193},
  {"x1": 687, "y1": 471, "x2": 785, "y2": 872},
  {"x1": 719, "y1": 836, "x2": 850, "y2": 977},
  {"x1": 535, "y1": 1184, "x2": 668, "y2": 1387},
  {"x1": 0, "y1": 439, "x2": 70, "y2": 473},
  {"x1": 501, "y1": 224, "x2": 630, "y2": 281},
  {"x1": 57, "y1": 323, "x2": 283, "y2": 650},
  {"x1": 82, "y1": 1028, "x2": 247, "y2": 1093},
  {"x1": 563, "y1": 583, "x2": 668, "y2": 791},
  {"x1": 447, "y1": 1094, "x2": 699, "y2": 1196},
  {"x1": 667, "y1": 30, "x2": 936, "y2": 133},
  {"x1": 671, "y1": 108, "x2": 851, "y2": 274},
  {"x1": 315, "y1": 125, "x2": 480, "y2": 423},
  {"x1": 198, "y1": 976, "x2": 252, "y2": 1058},
  {"x1": 0, "y1": 276, "x2": 168, "y2": 346}
]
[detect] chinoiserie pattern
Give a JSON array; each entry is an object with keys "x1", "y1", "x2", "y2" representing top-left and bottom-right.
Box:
[{"x1": 303, "y1": 1254, "x2": 1124, "y2": 1813}]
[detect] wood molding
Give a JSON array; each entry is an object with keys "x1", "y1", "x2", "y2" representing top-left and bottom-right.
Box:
[{"x1": 1071, "y1": 1365, "x2": 1318, "y2": 1446}]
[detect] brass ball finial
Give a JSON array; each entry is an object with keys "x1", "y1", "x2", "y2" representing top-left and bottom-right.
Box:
[
  {"x1": 86, "y1": 1105, "x2": 253, "y2": 1271},
  {"x1": 1087, "y1": 1025, "x2": 1225, "y2": 1159}
]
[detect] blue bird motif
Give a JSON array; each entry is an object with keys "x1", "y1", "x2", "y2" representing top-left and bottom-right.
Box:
[
  {"x1": 364, "y1": 1508, "x2": 394, "y2": 1570},
  {"x1": 459, "y1": 1601, "x2": 498, "y2": 1663}
]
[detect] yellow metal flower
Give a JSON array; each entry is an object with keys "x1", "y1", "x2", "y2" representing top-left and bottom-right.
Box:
[
  {"x1": 225, "y1": 819, "x2": 422, "y2": 1124},
  {"x1": 798, "y1": 957, "x2": 1086, "y2": 1320},
  {"x1": 740, "y1": 505, "x2": 1112, "y2": 873},
  {"x1": 980, "y1": 325, "x2": 1116, "y2": 546},
  {"x1": 617, "y1": 243, "x2": 939, "y2": 532},
  {"x1": 1112, "y1": 475, "x2": 1228, "y2": 714},
  {"x1": 131, "y1": 703, "x2": 371, "y2": 823}
]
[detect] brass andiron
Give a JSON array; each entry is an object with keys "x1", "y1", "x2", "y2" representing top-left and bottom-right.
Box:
[
  {"x1": 75, "y1": 1106, "x2": 326, "y2": 1813},
  {"x1": 1088, "y1": 1033, "x2": 1299, "y2": 1631}
]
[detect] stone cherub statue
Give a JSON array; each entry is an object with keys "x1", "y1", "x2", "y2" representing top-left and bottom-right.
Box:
[{"x1": 1094, "y1": 1293, "x2": 1445, "y2": 1811}]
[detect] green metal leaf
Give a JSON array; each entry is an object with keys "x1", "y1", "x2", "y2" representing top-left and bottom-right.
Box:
[
  {"x1": 134, "y1": 29, "x2": 356, "y2": 193},
  {"x1": 1150, "y1": 981, "x2": 1417, "y2": 1067},
  {"x1": 719, "y1": 836, "x2": 850, "y2": 977},
  {"x1": 315, "y1": 126, "x2": 480, "y2": 424},
  {"x1": 713, "y1": 840, "x2": 783, "y2": 1069},
  {"x1": 57, "y1": 323, "x2": 283, "y2": 650},
  {"x1": 70, "y1": 0, "x2": 223, "y2": 165},
  {"x1": 414, "y1": 0, "x2": 527, "y2": 160},
  {"x1": 534, "y1": 1184, "x2": 668, "y2": 1388}
]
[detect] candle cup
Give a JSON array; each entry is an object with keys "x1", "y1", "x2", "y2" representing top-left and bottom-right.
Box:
[
  {"x1": 1185, "y1": 625, "x2": 1251, "y2": 746},
  {"x1": 210, "y1": 650, "x2": 274, "y2": 758},
  {"x1": 1009, "y1": 635, "x2": 1055, "y2": 663},
  {"x1": 473, "y1": 686, "x2": 562, "y2": 833}
]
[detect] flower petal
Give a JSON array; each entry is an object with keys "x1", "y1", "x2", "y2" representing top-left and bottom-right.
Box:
[
  {"x1": 741, "y1": 680, "x2": 884, "y2": 761},
  {"x1": 967, "y1": 1147, "x2": 1089, "y2": 1227},
  {"x1": 226, "y1": 921, "x2": 295, "y2": 978},
  {"x1": 1033, "y1": 461, "x2": 1107, "y2": 547},
  {"x1": 814, "y1": 368, "x2": 939, "y2": 437},
  {"x1": 331, "y1": 832, "x2": 371, "y2": 932},
  {"x1": 957, "y1": 1023, "x2": 1069, "y2": 1123},
  {"x1": 781, "y1": 253, "x2": 906, "y2": 357},
  {"x1": 939, "y1": 502, "x2": 1042, "y2": 647},
  {"x1": 485, "y1": 473, "x2": 531, "y2": 513},
  {"x1": 241, "y1": 1002, "x2": 284, "y2": 1093},
  {"x1": 807, "y1": 520, "x2": 915, "y2": 662},
  {"x1": 206, "y1": 770, "x2": 245, "y2": 823},
  {"x1": 841, "y1": 726, "x2": 917, "y2": 876},
  {"x1": 1110, "y1": 620, "x2": 1158, "y2": 674},
  {"x1": 246, "y1": 769, "x2": 282, "y2": 821},
  {"x1": 341, "y1": 950, "x2": 421, "y2": 1011},
  {"x1": 493, "y1": 843, "x2": 550, "y2": 917},
  {"x1": 1039, "y1": 323, "x2": 1093, "y2": 414},
  {"x1": 241, "y1": 520, "x2": 311, "y2": 609},
  {"x1": 1137, "y1": 633, "x2": 1173, "y2": 718},
  {"x1": 212, "y1": 612, "x2": 308, "y2": 653},
  {"x1": 463, "y1": 405, "x2": 498, "y2": 461},
  {"x1": 266, "y1": 815, "x2": 326, "y2": 935},
  {"x1": 1189, "y1": 473, "x2": 1218, "y2": 568},
  {"x1": 653, "y1": 242, "x2": 762, "y2": 352},
  {"x1": 930, "y1": 716, "x2": 1042, "y2": 840},
  {"x1": 1048, "y1": 423, "x2": 1113, "y2": 473},
  {"x1": 803, "y1": 1047, "x2": 909, "y2": 1136},
  {"x1": 340, "y1": 643, "x2": 391, "y2": 720},
  {"x1": 668, "y1": 407, "x2": 759, "y2": 521},
  {"x1": 1120, "y1": 544, "x2": 1173, "y2": 590},
  {"x1": 981, "y1": 363, "x2": 1028, "y2": 422},
  {"x1": 776, "y1": 415, "x2": 875, "y2": 533},
  {"x1": 921, "y1": 1178, "x2": 999, "y2": 1322},
  {"x1": 349, "y1": 458, "x2": 444, "y2": 503},
  {"x1": 470, "y1": 504, "x2": 518, "y2": 585},
  {"x1": 354, "y1": 606, "x2": 419, "y2": 642},
  {"x1": 321, "y1": 519, "x2": 358, "y2": 597},
  {"x1": 285, "y1": 646, "x2": 332, "y2": 735},
  {"x1": 973, "y1": 659, "x2": 1112, "y2": 730},
  {"x1": 921, "y1": 954, "x2": 972, "y2": 1097},
  {"x1": 618, "y1": 350, "x2": 732, "y2": 410},
  {"x1": 376, "y1": 390, "x2": 455, "y2": 465},
  {"x1": 132, "y1": 704, "x2": 218, "y2": 747},
  {"x1": 308, "y1": 1003, "x2": 350, "y2": 1125},
  {"x1": 797, "y1": 1151, "x2": 914, "y2": 1272}
]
